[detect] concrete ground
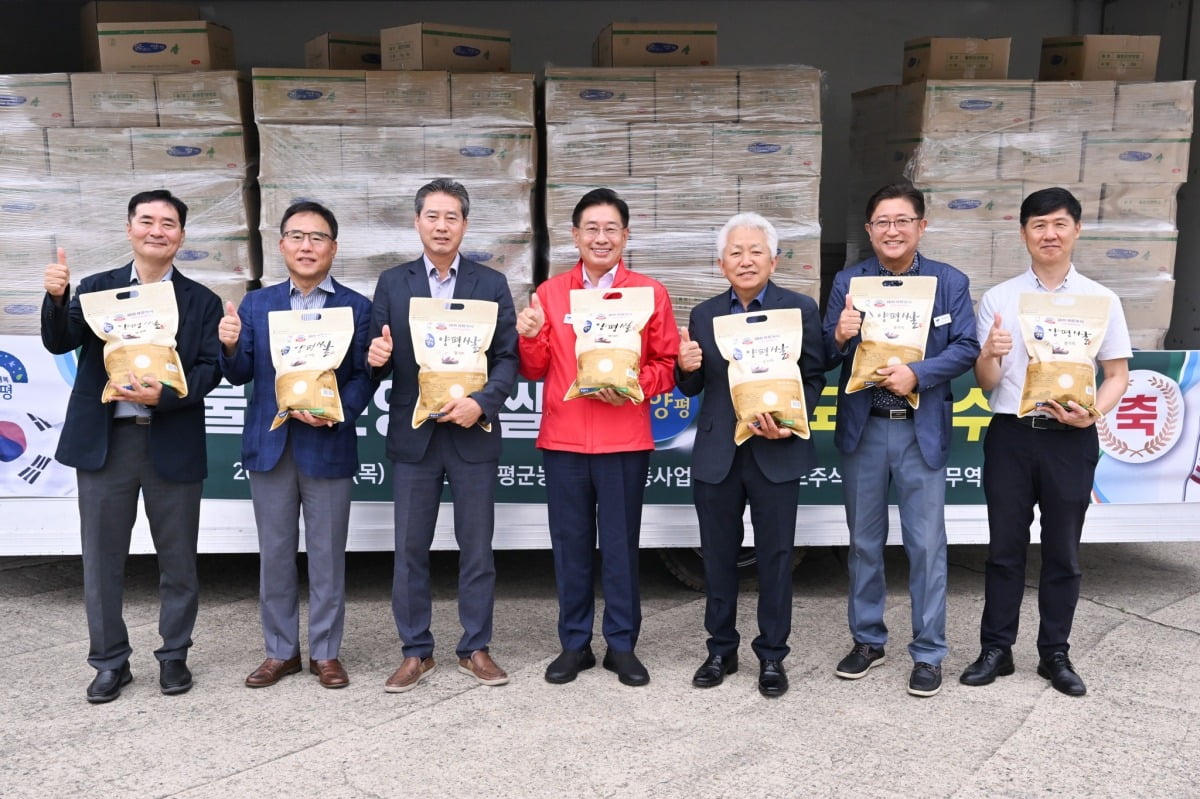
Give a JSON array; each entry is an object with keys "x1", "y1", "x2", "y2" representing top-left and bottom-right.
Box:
[{"x1": 2, "y1": 540, "x2": 1198, "y2": 798}]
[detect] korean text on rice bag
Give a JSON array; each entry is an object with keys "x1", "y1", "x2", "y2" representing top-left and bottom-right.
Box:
[
  {"x1": 409, "y1": 297, "x2": 498, "y2": 431},
  {"x1": 79, "y1": 281, "x2": 188, "y2": 402},
  {"x1": 565, "y1": 286, "x2": 654, "y2": 403},
  {"x1": 1017, "y1": 292, "x2": 1110, "y2": 417},
  {"x1": 267, "y1": 307, "x2": 354, "y2": 431},
  {"x1": 845, "y1": 275, "x2": 937, "y2": 409},
  {"x1": 713, "y1": 308, "x2": 810, "y2": 445}
]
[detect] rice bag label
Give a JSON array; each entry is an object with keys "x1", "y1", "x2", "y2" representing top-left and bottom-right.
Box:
[
  {"x1": 1017, "y1": 292, "x2": 1111, "y2": 417},
  {"x1": 714, "y1": 308, "x2": 810, "y2": 445},
  {"x1": 79, "y1": 281, "x2": 188, "y2": 402},
  {"x1": 409, "y1": 298, "x2": 497, "y2": 430},
  {"x1": 846, "y1": 275, "x2": 937, "y2": 409},
  {"x1": 268, "y1": 307, "x2": 354, "y2": 430},
  {"x1": 565, "y1": 286, "x2": 654, "y2": 403}
]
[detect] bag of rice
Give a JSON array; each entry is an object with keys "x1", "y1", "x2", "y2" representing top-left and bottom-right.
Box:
[
  {"x1": 409, "y1": 297, "x2": 498, "y2": 431},
  {"x1": 1017, "y1": 292, "x2": 1111, "y2": 417},
  {"x1": 267, "y1": 307, "x2": 354, "y2": 431},
  {"x1": 79, "y1": 281, "x2": 188, "y2": 402},
  {"x1": 713, "y1": 308, "x2": 810, "y2": 445},
  {"x1": 845, "y1": 275, "x2": 937, "y2": 409},
  {"x1": 564, "y1": 286, "x2": 654, "y2": 403}
]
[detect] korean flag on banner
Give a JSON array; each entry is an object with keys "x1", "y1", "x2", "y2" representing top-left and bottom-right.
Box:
[{"x1": 0, "y1": 336, "x2": 76, "y2": 497}]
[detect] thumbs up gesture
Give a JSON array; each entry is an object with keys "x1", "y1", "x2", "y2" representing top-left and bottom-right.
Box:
[
  {"x1": 218, "y1": 300, "x2": 241, "y2": 352},
  {"x1": 516, "y1": 292, "x2": 546, "y2": 338},
  {"x1": 368, "y1": 323, "x2": 393, "y2": 368},
  {"x1": 44, "y1": 247, "x2": 70, "y2": 303},
  {"x1": 835, "y1": 292, "x2": 862, "y2": 347},
  {"x1": 677, "y1": 326, "x2": 702, "y2": 373},
  {"x1": 982, "y1": 311, "x2": 1012, "y2": 360}
]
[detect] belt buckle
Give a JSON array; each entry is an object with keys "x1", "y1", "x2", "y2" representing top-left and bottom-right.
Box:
[
  {"x1": 889, "y1": 408, "x2": 908, "y2": 420},
  {"x1": 1030, "y1": 415, "x2": 1051, "y2": 429},
  {"x1": 134, "y1": 415, "x2": 151, "y2": 426}
]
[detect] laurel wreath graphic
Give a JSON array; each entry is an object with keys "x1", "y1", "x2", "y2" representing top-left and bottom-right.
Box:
[{"x1": 1097, "y1": 374, "x2": 1181, "y2": 459}]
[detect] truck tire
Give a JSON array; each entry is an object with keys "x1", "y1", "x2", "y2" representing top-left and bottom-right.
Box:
[{"x1": 658, "y1": 547, "x2": 805, "y2": 592}]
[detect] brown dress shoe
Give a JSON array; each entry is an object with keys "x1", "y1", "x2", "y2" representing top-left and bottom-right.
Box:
[
  {"x1": 309, "y1": 658, "x2": 349, "y2": 689},
  {"x1": 245, "y1": 656, "x2": 302, "y2": 688},
  {"x1": 457, "y1": 650, "x2": 510, "y2": 686},
  {"x1": 384, "y1": 656, "x2": 436, "y2": 693}
]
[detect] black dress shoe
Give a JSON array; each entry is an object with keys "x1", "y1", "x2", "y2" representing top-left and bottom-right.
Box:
[
  {"x1": 1037, "y1": 652, "x2": 1086, "y2": 696},
  {"x1": 159, "y1": 659, "x2": 193, "y2": 695},
  {"x1": 692, "y1": 653, "x2": 738, "y2": 688},
  {"x1": 959, "y1": 648, "x2": 1015, "y2": 686},
  {"x1": 603, "y1": 649, "x2": 650, "y2": 687},
  {"x1": 86, "y1": 662, "x2": 132, "y2": 704},
  {"x1": 758, "y1": 659, "x2": 788, "y2": 698},
  {"x1": 545, "y1": 646, "x2": 596, "y2": 684}
]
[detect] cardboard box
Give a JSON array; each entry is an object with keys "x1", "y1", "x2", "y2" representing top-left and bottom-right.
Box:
[
  {"x1": 902, "y1": 37, "x2": 1011, "y2": 83},
  {"x1": 773, "y1": 234, "x2": 822, "y2": 282},
  {"x1": 95, "y1": 20, "x2": 235, "y2": 73},
  {"x1": 1115, "y1": 81, "x2": 1195, "y2": 131},
  {"x1": 738, "y1": 177, "x2": 820, "y2": 228},
  {"x1": 306, "y1": 33, "x2": 381, "y2": 70},
  {"x1": 252, "y1": 68, "x2": 367, "y2": 123},
  {"x1": 712, "y1": 124, "x2": 821, "y2": 176},
  {"x1": 921, "y1": 183, "x2": 1022, "y2": 224},
  {"x1": 897, "y1": 80, "x2": 1033, "y2": 133},
  {"x1": 155, "y1": 71, "x2": 248, "y2": 125},
  {"x1": 544, "y1": 124, "x2": 630, "y2": 178},
  {"x1": 543, "y1": 68, "x2": 654, "y2": 124},
  {"x1": 0, "y1": 129, "x2": 47, "y2": 176},
  {"x1": 999, "y1": 132, "x2": 1084, "y2": 183},
  {"x1": 1099, "y1": 182, "x2": 1180, "y2": 227},
  {"x1": 654, "y1": 176, "x2": 737, "y2": 227},
  {"x1": 738, "y1": 66, "x2": 822, "y2": 124},
  {"x1": 1114, "y1": 278, "x2": 1175, "y2": 329},
  {"x1": 365, "y1": 70, "x2": 449, "y2": 125},
  {"x1": 0, "y1": 182, "x2": 79, "y2": 233},
  {"x1": 259, "y1": 180, "x2": 367, "y2": 230},
  {"x1": 165, "y1": 175, "x2": 251, "y2": 229},
  {"x1": 131, "y1": 126, "x2": 247, "y2": 173},
  {"x1": 0, "y1": 73, "x2": 72, "y2": 127},
  {"x1": 654, "y1": 68, "x2": 737, "y2": 123},
  {"x1": 1082, "y1": 133, "x2": 1191, "y2": 183},
  {"x1": 257, "y1": 124, "x2": 342, "y2": 179},
  {"x1": 851, "y1": 85, "x2": 896, "y2": 134},
  {"x1": 46, "y1": 128, "x2": 133, "y2": 175},
  {"x1": 341, "y1": 126, "x2": 424, "y2": 175},
  {"x1": 593, "y1": 22, "x2": 717, "y2": 67},
  {"x1": 1021, "y1": 182, "x2": 1101, "y2": 224},
  {"x1": 81, "y1": 1, "x2": 200, "y2": 71},
  {"x1": 380, "y1": 23, "x2": 511, "y2": 72},
  {"x1": 630, "y1": 124, "x2": 713, "y2": 176},
  {"x1": 70, "y1": 72, "x2": 157, "y2": 127},
  {"x1": 458, "y1": 235, "x2": 535, "y2": 283},
  {"x1": 450, "y1": 73, "x2": 535, "y2": 126},
  {"x1": 369, "y1": 177, "x2": 533, "y2": 232},
  {"x1": 1040, "y1": 36, "x2": 1160, "y2": 81},
  {"x1": 1073, "y1": 230, "x2": 1177, "y2": 277},
  {"x1": 544, "y1": 179, "x2": 654, "y2": 239},
  {"x1": 920, "y1": 225, "x2": 1000, "y2": 278},
  {"x1": 903, "y1": 133, "x2": 1001, "y2": 182},
  {"x1": 1031, "y1": 81, "x2": 1115, "y2": 132},
  {"x1": 423, "y1": 128, "x2": 535, "y2": 179}
]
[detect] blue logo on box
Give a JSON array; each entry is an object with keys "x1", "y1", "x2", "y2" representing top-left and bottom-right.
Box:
[
  {"x1": 948, "y1": 199, "x2": 982, "y2": 210},
  {"x1": 463, "y1": 250, "x2": 494, "y2": 263},
  {"x1": 287, "y1": 89, "x2": 324, "y2": 101},
  {"x1": 1119, "y1": 151, "x2": 1153, "y2": 162},
  {"x1": 132, "y1": 42, "x2": 168, "y2": 54},
  {"x1": 167, "y1": 146, "x2": 202, "y2": 157},
  {"x1": 1, "y1": 202, "x2": 36, "y2": 212},
  {"x1": 0, "y1": 95, "x2": 27, "y2": 107},
  {"x1": 3, "y1": 304, "x2": 36, "y2": 316},
  {"x1": 453, "y1": 46, "x2": 481, "y2": 57},
  {"x1": 1106, "y1": 249, "x2": 1139, "y2": 259},
  {"x1": 459, "y1": 146, "x2": 495, "y2": 157},
  {"x1": 646, "y1": 42, "x2": 679, "y2": 54},
  {"x1": 959, "y1": 99, "x2": 993, "y2": 111},
  {"x1": 176, "y1": 249, "x2": 209, "y2": 261},
  {"x1": 580, "y1": 89, "x2": 615, "y2": 101},
  {"x1": 747, "y1": 143, "x2": 782, "y2": 154}
]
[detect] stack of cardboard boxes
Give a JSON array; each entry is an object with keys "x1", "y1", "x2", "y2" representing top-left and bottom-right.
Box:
[
  {"x1": 543, "y1": 64, "x2": 823, "y2": 321},
  {"x1": 0, "y1": 69, "x2": 256, "y2": 333},
  {"x1": 251, "y1": 60, "x2": 535, "y2": 305},
  {"x1": 849, "y1": 35, "x2": 1190, "y2": 349}
]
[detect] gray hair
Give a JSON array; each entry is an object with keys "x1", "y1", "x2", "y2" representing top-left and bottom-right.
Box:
[
  {"x1": 414, "y1": 178, "x2": 470, "y2": 218},
  {"x1": 717, "y1": 212, "x2": 779, "y2": 257}
]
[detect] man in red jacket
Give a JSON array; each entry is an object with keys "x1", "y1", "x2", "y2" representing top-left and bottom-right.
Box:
[{"x1": 517, "y1": 188, "x2": 679, "y2": 687}]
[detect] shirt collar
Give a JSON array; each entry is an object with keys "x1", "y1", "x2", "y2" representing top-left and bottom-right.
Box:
[
  {"x1": 730, "y1": 283, "x2": 769, "y2": 312},
  {"x1": 876, "y1": 251, "x2": 920, "y2": 277},
  {"x1": 582, "y1": 261, "x2": 620, "y2": 290},
  {"x1": 289, "y1": 274, "x2": 335, "y2": 297},
  {"x1": 424, "y1": 253, "x2": 461, "y2": 281},
  {"x1": 129, "y1": 265, "x2": 174, "y2": 284},
  {"x1": 1028, "y1": 263, "x2": 1077, "y2": 292}
]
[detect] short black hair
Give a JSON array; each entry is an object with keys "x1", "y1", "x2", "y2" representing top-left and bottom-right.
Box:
[
  {"x1": 127, "y1": 189, "x2": 188, "y2": 228},
  {"x1": 1020, "y1": 187, "x2": 1082, "y2": 225},
  {"x1": 415, "y1": 178, "x2": 470, "y2": 218},
  {"x1": 864, "y1": 181, "x2": 924, "y2": 222},
  {"x1": 280, "y1": 201, "x2": 338, "y2": 240},
  {"x1": 572, "y1": 188, "x2": 629, "y2": 228}
]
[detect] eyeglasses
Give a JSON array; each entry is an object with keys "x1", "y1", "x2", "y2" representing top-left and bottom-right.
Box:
[
  {"x1": 283, "y1": 230, "x2": 333, "y2": 244},
  {"x1": 579, "y1": 224, "x2": 625, "y2": 239},
  {"x1": 868, "y1": 217, "x2": 920, "y2": 232}
]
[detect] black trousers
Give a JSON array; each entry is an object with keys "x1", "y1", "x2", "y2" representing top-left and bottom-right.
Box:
[{"x1": 980, "y1": 414, "x2": 1099, "y2": 658}]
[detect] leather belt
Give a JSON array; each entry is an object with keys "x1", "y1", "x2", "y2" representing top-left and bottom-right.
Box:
[
  {"x1": 114, "y1": 415, "x2": 151, "y2": 426},
  {"x1": 869, "y1": 407, "x2": 914, "y2": 420},
  {"x1": 1008, "y1": 414, "x2": 1071, "y2": 431}
]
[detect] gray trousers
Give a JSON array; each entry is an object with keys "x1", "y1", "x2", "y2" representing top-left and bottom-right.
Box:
[
  {"x1": 248, "y1": 439, "x2": 352, "y2": 661},
  {"x1": 77, "y1": 421, "x2": 202, "y2": 671}
]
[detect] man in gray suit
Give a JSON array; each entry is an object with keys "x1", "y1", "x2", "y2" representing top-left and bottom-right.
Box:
[
  {"x1": 675, "y1": 213, "x2": 825, "y2": 698},
  {"x1": 367, "y1": 178, "x2": 519, "y2": 693}
]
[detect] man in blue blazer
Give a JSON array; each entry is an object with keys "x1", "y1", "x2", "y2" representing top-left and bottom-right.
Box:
[
  {"x1": 675, "y1": 213, "x2": 826, "y2": 698},
  {"x1": 366, "y1": 179, "x2": 519, "y2": 693},
  {"x1": 41, "y1": 189, "x2": 224, "y2": 703},
  {"x1": 823, "y1": 181, "x2": 980, "y2": 698},
  {"x1": 219, "y1": 202, "x2": 373, "y2": 690}
]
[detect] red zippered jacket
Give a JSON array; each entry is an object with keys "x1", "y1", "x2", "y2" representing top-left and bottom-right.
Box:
[{"x1": 519, "y1": 260, "x2": 680, "y2": 453}]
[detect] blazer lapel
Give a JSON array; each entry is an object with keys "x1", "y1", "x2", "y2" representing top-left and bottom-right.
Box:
[{"x1": 406, "y1": 259, "x2": 432, "y2": 299}]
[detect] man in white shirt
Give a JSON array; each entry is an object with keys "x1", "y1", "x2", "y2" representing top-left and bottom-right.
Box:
[{"x1": 961, "y1": 187, "x2": 1131, "y2": 696}]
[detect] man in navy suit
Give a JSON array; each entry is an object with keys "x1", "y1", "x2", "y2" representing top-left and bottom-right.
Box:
[
  {"x1": 219, "y1": 202, "x2": 373, "y2": 690},
  {"x1": 824, "y1": 181, "x2": 979, "y2": 698},
  {"x1": 41, "y1": 189, "x2": 224, "y2": 703},
  {"x1": 675, "y1": 213, "x2": 826, "y2": 698},
  {"x1": 367, "y1": 178, "x2": 519, "y2": 693}
]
